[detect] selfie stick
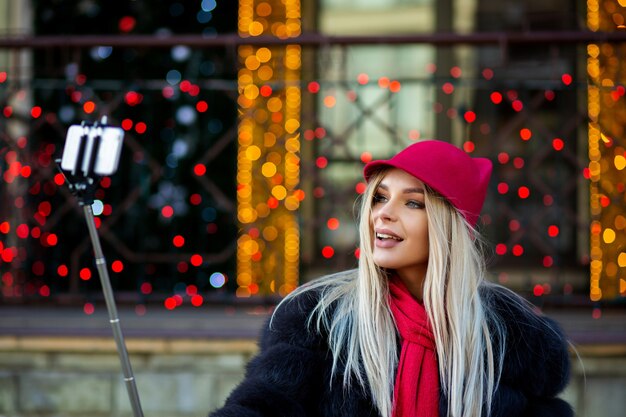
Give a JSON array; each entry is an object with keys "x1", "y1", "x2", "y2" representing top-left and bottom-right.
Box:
[{"x1": 57, "y1": 117, "x2": 144, "y2": 417}]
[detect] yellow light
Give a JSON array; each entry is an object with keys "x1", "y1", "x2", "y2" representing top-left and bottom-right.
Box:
[
  {"x1": 272, "y1": 185, "x2": 288, "y2": 200},
  {"x1": 618, "y1": 252, "x2": 626, "y2": 267},
  {"x1": 614, "y1": 155, "x2": 626, "y2": 170},
  {"x1": 262, "y1": 162, "x2": 277, "y2": 177},
  {"x1": 602, "y1": 228, "x2": 615, "y2": 243},
  {"x1": 263, "y1": 226, "x2": 278, "y2": 241},
  {"x1": 245, "y1": 145, "x2": 262, "y2": 161},
  {"x1": 256, "y1": 47, "x2": 272, "y2": 62},
  {"x1": 249, "y1": 21, "x2": 264, "y2": 36}
]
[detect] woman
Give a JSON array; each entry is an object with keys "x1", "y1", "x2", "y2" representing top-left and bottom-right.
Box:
[{"x1": 210, "y1": 140, "x2": 572, "y2": 417}]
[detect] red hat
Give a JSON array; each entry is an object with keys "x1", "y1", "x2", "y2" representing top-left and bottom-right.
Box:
[{"x1": 363, "y1": 140, "x2": 492, "y2": 227}]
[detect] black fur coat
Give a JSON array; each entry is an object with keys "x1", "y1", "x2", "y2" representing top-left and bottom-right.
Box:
[{"x1": 210, "y1": 283, "x2": 572, "y2": 417}]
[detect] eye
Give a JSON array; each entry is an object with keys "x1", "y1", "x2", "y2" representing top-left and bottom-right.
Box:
[
  {"x1": 406, "y1": 200, "x2": 425, "y2": 209},
  {"x1": 372, "y1": 193, "x2": 387, "y2": 205}
]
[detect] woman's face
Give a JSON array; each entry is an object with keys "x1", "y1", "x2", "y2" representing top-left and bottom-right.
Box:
[{"x1": 370, "y1": 168, "x2": 429, "y2": 296}]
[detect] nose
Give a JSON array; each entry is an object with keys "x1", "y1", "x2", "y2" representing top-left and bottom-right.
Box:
[{"x1": 374, "y1": 201, "x2": 397, "y2": 222}]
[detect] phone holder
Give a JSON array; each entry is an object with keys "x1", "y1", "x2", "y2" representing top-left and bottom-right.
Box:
[{"x1": 56, "y1": 116, "x2": 144, "y2": 417}]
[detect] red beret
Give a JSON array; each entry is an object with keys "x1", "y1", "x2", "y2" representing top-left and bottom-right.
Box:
[{"x1": 363, "y1": 140, "x2": 492, "y2": 227}]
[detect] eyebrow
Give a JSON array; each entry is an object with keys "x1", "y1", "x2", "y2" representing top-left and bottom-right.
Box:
[{"x1": 377, "y1": 183, "x2": 425, "y2": 194}]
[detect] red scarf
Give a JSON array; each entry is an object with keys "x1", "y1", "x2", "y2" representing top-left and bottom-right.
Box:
[{"x1": 388, "y1": 276, "x2": 440, "y2": 417}]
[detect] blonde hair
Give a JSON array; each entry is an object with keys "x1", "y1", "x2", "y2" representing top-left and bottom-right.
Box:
[{"x1": 276, "y1": 168, "x2": 505, "y2": 417}]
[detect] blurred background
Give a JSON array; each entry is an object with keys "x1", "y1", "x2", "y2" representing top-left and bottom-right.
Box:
[{"x1": 0, "y1": 0, "x2": 625, "y2": 416}]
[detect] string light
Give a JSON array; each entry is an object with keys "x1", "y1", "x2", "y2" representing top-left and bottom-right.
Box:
[
  {"x1": 587, "y1": 0, "x2": 626, "y2": 300},
  {"x1": 237, "y1": 0, "x2": 301, "y2": 297}
]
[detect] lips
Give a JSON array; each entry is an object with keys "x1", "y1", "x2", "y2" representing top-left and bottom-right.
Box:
[{"x1": 375, "y1": 229, "x2": 404, "y2": 248}]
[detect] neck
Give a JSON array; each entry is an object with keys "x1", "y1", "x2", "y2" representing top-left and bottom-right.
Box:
[{"x1": 395, "y1": 270, "x2": 425, "y2": 301}]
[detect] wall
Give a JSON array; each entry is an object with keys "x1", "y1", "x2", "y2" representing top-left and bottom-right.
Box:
[{"x1": 0, "y1": 335, "x2": 625, "y2": 417}]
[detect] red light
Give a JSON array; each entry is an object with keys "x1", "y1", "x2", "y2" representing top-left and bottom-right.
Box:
[
  {"x1": 162, "y1": 86, "x2": 175, "y2": 98},
  {"x1": 180, "y1": 260, "x2": 190, "y2": 271},
  {"x1": 552, "y1": 138, "x2": 564, "y2": 151},
  {"x1": 164, "y1": 297, "x2": 177, "y2": 310},
  {"x1": 125, "y1": 91, "x2": 143, "y2": 106},
  {"x1": 57, "y1": 265, "x2": 69, "y2": 276},
  {"x1": 533, "y1": 284, "x2": 544, "y2": 297},
  {"x1": 389, "y1": 81, "x2": 401, "y2": 93},
  {"x1": 1, "y1": 222, "x2": 11, "y2": 234},
  {"x1": 561, "y1": 73, "x2": 572, "y2": 86},
  {"x1": 512, "y1": 245, "x2": 524, "y2": 256},
  {"x1": 111, "y1": 260, "x2": 124, "y2": 273},
  {"x1": 20, "y1": 165, "x2": 31, "y2": 178},
  {"x1": 512, "y1": 100, "x2": 523, "y2": 112},
  {"x1": 135, "y1": 122, "x2": 147, "y2": 134},
  {"x1": 355, "y1": 182, "x2": 367, "y2": 194},
  {"x1": 543, "y1": 256, "x2": 554, "y2": 268},
  {"x1": 545, "y1": 90, "x2": 556, "y2": 101},
  {"x1": 304, "y1": 130, "x2": 315, "y2": 141},
  {"x1": 194, "y1": 164, "x2": 206, "y2": 176},
  {"x1": 354, "y1": 248, "x2": 360, "y2": 259},
  {"x1": 84, "y1": 303, "x2": 95, "y2": 315},
  {"x1": 357, "y1": 73, "x2": 369, "y2": 85},
  {"x1": 509, "y1": 220, "x2": 520, "y2": 232},
  {"x1": 600, "y1": 195, "x2": 610, "y2": 207},
  {"x1": 79, "y1": 268, "x2": 91, "y2": 280},
  {"x1": 267, "y1": 197, "x2": 279, "y2": 209},
  {"x1": 321, "y1": 246, "x2": 334, "y2": 258},
  {"x1": 259, "y1": 85, "x2": 273, "y2": 97},
  {"x1": 378, "y1": 77, "x2": 390, "y2": 89},
  {"x1": 119, "y1": 16, "x2": 136, "y2": 32},
  {"x1": 518, "y1": 186, "x2": 530, "y2": 199},
  {"x1": 46, "y1": 233, "x2": 58, "y2": 246},
  {"x1": 3, "y1": 106, "x2": 12, "y2": 117},
  {"x1": 314, "y1": 127, "x2": 326, "y2": 139},
  {"x1": 307, "y1": 81, "x2": 320, "y2": 93},
  {"x1": 548, "y1": 225, "x2": 559, "y2": 237},
  {"x1": 16, "y1": 224, "x2": 29, "y2": 239},
  {"x1": 38, "y1": 201, "x2": 52, "y2": 216},
  {"x1": 442, "y1": 82, "x2": 454, "y2": 94},
  {"x1": 293, "y1": 189, "x2": 306, "y2": 201},
  {"x1": 140, "y1": 282, "x2": 152, "y2": 294},
  {"x1": 31, "y1": 106, "x2": 42, "y2": 118},
  {"x1": 463, "y1": 141, "x2": 475, "y2": 153},
  {"x1": 161, "y1": 205, "x2": 174, "y2": 218},
  {"x1": 490, "y1": 92, "x2": 502, "y2": 104},
  {"x1": 173, "y1": 235, "x2": 185, "y2": 247},
  {"x1": 190, "y1": 193, "x2": 202, "y2": 205},
  {"x1": 497, "y1": 152, "x2": 509, "y2": 164},
  {"x1": 463, "y1": 111, "x2": 476, "y2": 123},
  {"x1": 180, "y1": 80, "x2": 191, "y2": 92},
  {"x1": 543, "y1": 195, "x2": 554, "y2": 206},
  {"x1": 54, "y1": 173, "x2": 65, "y2": 186},
  {"x1": 32, "y1": 261, "x2": 45, "y2": 276},
  {"x1": 495, "y1": 243, "x2": 507, "y2": 255},
  {"x1": 0, "y1": 72, "x2": 6, "y2": 82},
  {"x1": 39, "y1": 285, "x2": 50, "y2": 297},
  {"x1": 186, "y1": 285, "x2": 198, "y2": 295},
  {"x1": 191, "y1": 294, "x2": 204, "y2": 307},
  {"x1": 327, "y1": 218, "x2": 340, "y2": 230},
  {"x1": 450, "y1": 66, "x2": 462, "y2": 78},
  {"x1": 316, "y1": 157, "x2": 328, "y2": 169},
  {"x1": 513, "y1": 157, "x2": 525, "y2": 169},
  {"x1": 497, "y1": 183, "x2": 509, "y2": 194},
  {"x1": 583, "y1": 167, "x2": 591, "y2": 179},
  {"x1": 360, "y1": 152, "x2": 372, "y2": 163},
  {"x1": 83, "y1": 101, "x2": 96, "y2": 114},
  {"x1": 519, "y1": 128, "x2": 532, "y2": 141},
  {"x1": 482, "y1": 68, "x2": 494, "y2": 80},
  {"x1": 190, "y1": 254, "x2": 203, "y2": 267},
  {"x1": 196, "y1": 100, "x2": 209, "y2": 112}
]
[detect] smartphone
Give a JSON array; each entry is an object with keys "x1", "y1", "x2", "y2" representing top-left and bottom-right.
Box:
[{"x1": 60, "y1": 124, "x2": 124, "y2": 176}]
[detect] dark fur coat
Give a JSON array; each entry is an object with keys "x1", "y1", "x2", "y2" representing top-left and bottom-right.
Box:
[{"x1": 210, "y1": 283, "x2": 572, "y2": 417}]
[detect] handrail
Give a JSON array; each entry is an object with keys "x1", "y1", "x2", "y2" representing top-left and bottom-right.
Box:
[{"x1": 0, "y1": 30, "x2": 625, "y2": 48}]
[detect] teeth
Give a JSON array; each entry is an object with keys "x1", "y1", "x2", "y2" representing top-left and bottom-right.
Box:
[{"x1": 376, "y1": 233, "x2": 402, "y2": 241}]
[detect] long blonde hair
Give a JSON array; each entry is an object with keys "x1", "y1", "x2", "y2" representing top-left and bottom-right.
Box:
[{"x1": 276, "y1": 168, "x2": 505, "y2": 417}]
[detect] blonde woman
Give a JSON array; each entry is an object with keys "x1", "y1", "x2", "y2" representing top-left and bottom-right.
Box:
[{"x1": 210, "y1": 140, "x2": 572, "y2": 417}]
